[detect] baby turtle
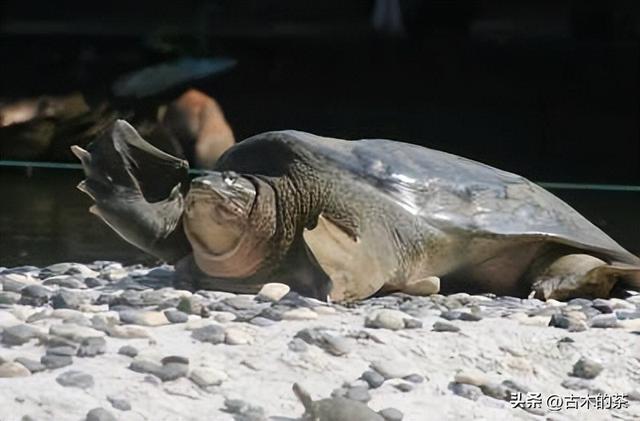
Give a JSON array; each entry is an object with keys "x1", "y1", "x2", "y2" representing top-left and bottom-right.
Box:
[
  {"x1": 72, "y1": 120, "x2": 640, "y2": 301},
  {"x1": 292, "y1": 383, "x2": 384, "y2": 421}
]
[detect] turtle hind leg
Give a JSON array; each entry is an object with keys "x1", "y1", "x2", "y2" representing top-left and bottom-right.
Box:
[{"x1": 530, "y1": 254, "x2": 640, "y2": 301}]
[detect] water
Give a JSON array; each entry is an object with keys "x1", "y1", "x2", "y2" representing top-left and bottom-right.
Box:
[
  {"x1": 1, "y1": 167, "x2": 638, "y2": 267},
  {"x1": 0, "y1": 168, "x2": 151, "y2": 267}
]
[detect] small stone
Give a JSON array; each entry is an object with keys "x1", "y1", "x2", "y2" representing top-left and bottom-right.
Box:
[
  {"x1": 85, "y1": 407, "x2": 116, "y2": 421},
  {"x1": 371, "y1": 359, "x2": 415, "y2": 379},
  {"x1": 378, "y1": 407, "x2": 404, "y2": 421},
  {"x1": 223, "y1": 295, "x2": 257, "y2": 310},
  {"x1": 0, "y1": 291, "x2": 21, "y2": 304},
  {"x1": 51, "y1": 309, "x2": 85, "y2": 321},
  {"x1": 403, "y1": 318, "x2": 423, "y2": 329},
  {"x1": 403, "y1": 374, "x2": 425, "y2": 383},
  {"x1": 440, "y1": 310, "x2": 481, "y2": 322},
  {"x1": 619, "y1": 319, "x2": 640, "y2": 330},
  {"x1": 85, "y1": 277, "x2": 107, "y2": 288},
  {"x1": 449, "y1": 382, "x2": 483, "y2": 400},
  {"x1": 1, "y1": 324, "x2": 42, "y2": 345},
  {"x1": 19, "y1": 284, "x2": 53, "y2": 306},
  {"x1": 161, "y1": 355, "x2": 189, "y2": 365},
  {"x1": 277, "y1": 291, "x2": 315, "y2": 308},
  {"x1": 294, "y1": 328, "x2": 352, "y2": 356},
  {"x1": 46, "y1": 346, "x2": 77, "y2": 356},
  {"x1": 571, "y1": 356, "x2": 603, "y2": 379},
  {"x1": 454, "y1": 369, "x2": 491, "y2": 387},
  {"x1": 609, "y1": 298, "x2": 636, "y2": 310},
  {"x1": 432, "y1": 321, "x2": 460, "y2": 332},
  {"x1": 41, "y1": 355, "x2": 73, "y2": 369},
  {"x1": 321, "y1": 333, "x2": 352, "y2": 356},
  {"x1": 190, "y1": 367, "x2": 228, "y2": 387},
  {"x1": 157, "y1": 362, "x2": 189, "y2": 382},
  {"x1": 164, "y1": 309, "x2": 189, "y2": 323},
  {"x1": 77, "y1": 337, "x2": 107, "y2": 357},
  {"x1": 191, "y1": 324, "x2": 225, "y2": 344},
  {"x1": 185, "y1": 319, "x2": 217, "y2": 330},
  {"x1": 225, "y1": 327, "x2": 254, "y2": 345},
  {"x1": 361, "y1": 370, "x2": 385, "y2": 388},
  {"x1": 144, "y1": 375, "x2": 161, "y2": 385},
  {"x1": 440, "y1": 310, "x2": 462, "y2": 321},
  {"x1": 0, "y1": 362, "x2": 31, "y2": 377},
  {"x1": 257, "y1": 307, "x2": 283, "y2": 321},
  {"x1": 365, "y1": 309, "x2": 413, "y2": 330},
  {"x1": 43, "y1": 275, "x2": 85, "y2": 289},
  {"x1": 177, "y1": 296, "x2": 203, "y2": 315},
  {"x1": 211, "y1": 311, "x2": 236, "y2": 323},
  {"x1": 314, "y1": 306, "x2": 337, "y2": 315},
  {"x1": 346, "y1": 386, "x2": 371, "y2": 402},
  {"x1": 49, "y1": 323, "x2": 105, "y2": 342},
  {"x1": 106, "y1": 325, "x2": 150, "y2": 339},
  {"x1": 44, "y1": 335, "x2": 77, "y2": 348},
  {"x1": 0, "y1": 311, "x2": 21, "y2": 328},
  {"x1": 140, "y1": 289, "x2": 170, "y2": 306},
  {"x1": 118, "y1": 310, "x2": 168, "y2": 326},
  {"x1": 592, "y1": 299, "x2": 614, "y2": 314},
  {"x1": 1, "y1": 273, "x2": 35, "y2": 292},
  {"x1": 51, "y1": 290, "x2": 85, "y2": 309},
  {"x1": 118, "y1": 345, "x2": 139, "y2": 357},
  {"x1": 14, "y1": 357, "x2": 45, "y2": 373},
  {"x1": 549, "y1": 313, "x2": 588, "y2": 332},
  {"x1": 56, "y1": 370, "x2": 94, "y2": 388},
  {"x1": 257, "y1": 283, "x2": 290, "y2": 302},
  {"x1": 288, "y1": 338, "x2": 308, "y2": 352},
  {"x1": 129, "y1": 359, "x2": 163, "y2": 377},
  {"x1": 615, "y1": 310, "x2": 640, "y2": 320},
  {"x1": 107, "y1": 395, "x2": 131, "y2": 411},
  {"x1": 250, "y1": 317, "x2": 276, "y2": 327},
  {"x1": 394, "y1": 382, "x2": 414, "y2": 392},
  {"x1": 590, "y1": 314, "x2": 619, "y2": 328},
  {"x1": 282, "y1": 307, "x2": 318, "y2": 320}
]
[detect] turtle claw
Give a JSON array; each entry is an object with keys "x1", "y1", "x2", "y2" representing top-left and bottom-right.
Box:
[
  {"x1": 71, "y1": 145, "x2": 99, "y2": 184},
  {"x1": 76, "y1": 180, "x2": 95, "y2": 199},
  {"x1": 70, "y1": 145, "x2": 91, "y2": 166}
]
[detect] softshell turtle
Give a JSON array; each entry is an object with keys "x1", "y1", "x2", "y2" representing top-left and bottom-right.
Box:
[
  {"x1": 292, "y1": 383, "x2": 385, "y2": 421},
  {"x1": 72, "y1": 120, "x2": 640, "y2": 302}
]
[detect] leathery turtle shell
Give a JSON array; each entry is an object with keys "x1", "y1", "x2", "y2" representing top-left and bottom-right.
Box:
[{"x1": 217, "y1": 130, "x2": 639, "y2": 267}]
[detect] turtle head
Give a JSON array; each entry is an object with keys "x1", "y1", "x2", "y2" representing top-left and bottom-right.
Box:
[
  {"x1": 184, "y1": 171, "x2": 276, "y2": 277},
  {"x1": 187, "y1": 171, "x2": 256, "y2": 223}
]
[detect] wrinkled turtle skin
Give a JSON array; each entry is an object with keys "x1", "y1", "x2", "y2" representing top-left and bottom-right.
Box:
[{"x1": 73, "y1": 120, "x2": 640, "y2": 302}]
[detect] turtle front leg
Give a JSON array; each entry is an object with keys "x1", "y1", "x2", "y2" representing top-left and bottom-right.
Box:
[{"x1": 529, "y1": 254, "x2": 639, "y2": 300}]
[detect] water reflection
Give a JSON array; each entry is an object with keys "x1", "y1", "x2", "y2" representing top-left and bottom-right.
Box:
[{"x1": 1, "y1": 168, "x2": 638, "y2": 267}]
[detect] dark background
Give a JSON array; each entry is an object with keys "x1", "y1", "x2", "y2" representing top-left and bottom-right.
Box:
[{"x1": 1, "y1": 0, "x2": 639, "y2": 266}]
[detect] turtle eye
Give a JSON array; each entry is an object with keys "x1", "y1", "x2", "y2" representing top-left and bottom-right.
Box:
[{"x1": 223, "y1": 171, "x2": 237, "y2": 186}]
